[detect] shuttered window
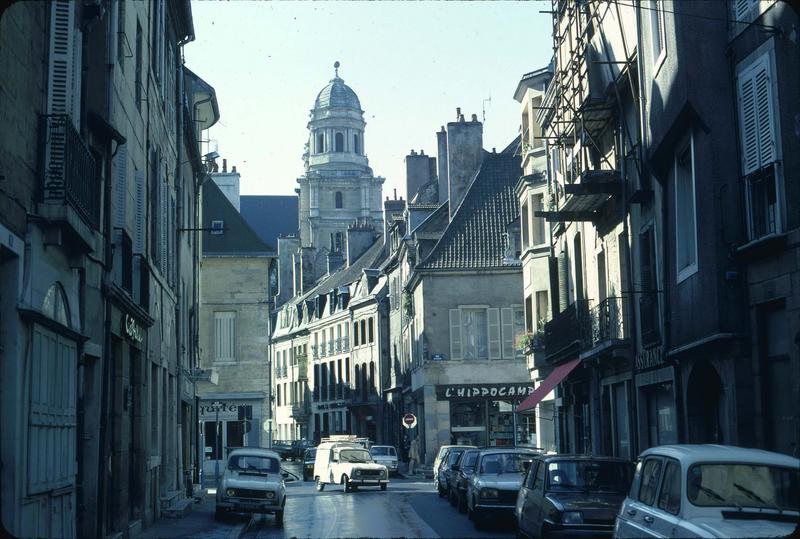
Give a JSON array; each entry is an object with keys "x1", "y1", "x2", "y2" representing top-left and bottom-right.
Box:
[
  {"x1": 674, "y1": 134, "x2": 697, "y2": 281},
  {"x1": 214, "y1": 312, "x2": 236, "y2": 362},
  {"x1": 133, "y1": 170, "x2": 145, "y2": 253},
  {"x1": 115, "y1": 144, "x2": 128, "y2": 229},
  {"x1": 488, "y1": 308, "x2": 501, "y2": 359},
  {"x1": 737, "y1": 52, "x2": 780, "y2": 240},
  {"x1": 501, "y1": 308, "x2": 514, "y2": 358},
  {"x1": 449, "y1": 309, "x2": 462, "y2": 360}
]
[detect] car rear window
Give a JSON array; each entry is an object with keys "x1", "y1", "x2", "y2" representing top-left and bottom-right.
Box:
[
  {"x1": 687, "y1": 463, "x2": 800, "y2": 511},
  {"x1": 371, "y1": 446, "x2": 396, "y2": 456},
  {"x1": 638, "y1": 458, "x2": 663, "y2": 506},
  {"x1": 546, "y1": 460, "x2": 634, "y2": 494}
]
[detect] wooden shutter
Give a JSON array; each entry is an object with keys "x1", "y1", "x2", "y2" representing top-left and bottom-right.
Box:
[
  {"x1": 738, "y1": 54, "x2": 775, "y2": 175},
  {"x1": 133, "y1": 170, "x2": 145, "y2": 253},
  {"x1": 115, "y1": 144, "x2": 128, "y2": 229},
  {"x1": 734, "y1": 0, "x2": 757, "y2": 22},
  {"x1": 159, "y1": 178, "x2": 168, "y2": 276},
  {"x1": 449, "y1": 309, "x2": 462, "y2": 360},
  {"x1": 501, "y1": 308, "x2": 514, "y2": 359},
  {"x1": 488, "y1": 308, "x2": 501, "y2": 359},
  {"x1": 47, "y1": 0, "x2": 75, "y2": 117}
]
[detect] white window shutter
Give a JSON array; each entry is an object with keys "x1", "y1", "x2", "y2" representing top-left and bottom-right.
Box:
[
  {"x1": 47, "y1": 0, "x2": 74, "y2": 117},
  {"x1": 115, "y1": 144, "x2": 128, "y2": 229},
  {"x1": 449, "y1": 309, "x2": 462, "y2": 360},
  {"x1": 753, "y1": 60, "x2": 775, "y2": 167},
  {"x1": 738, "y1": 73, "x2": 759, "y2": 175},
  {"x1": 488, "y1": 308, "x2": 501, "y2": 359},
  {"x1": 133, "y1": 170, "x2": 145, "y2": 253},
  {"x1": 501, "y1": 307, "x2": 514, "y2": 359},
  {"x1": 70, "y1": 26, "x2": 82, "y2": 127}
]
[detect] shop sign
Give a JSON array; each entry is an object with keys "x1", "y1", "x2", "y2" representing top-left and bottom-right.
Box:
[
  {"x1": 316, "y1": 401, "x2": 347, "y2": 410},
  {"x1": 436, "y1": 383, "x2": 534, "y2": 400},
  {"x1": 123, "y1": 314, "x2": 143, "y2": 343},
  {"x1": 635, "y1": 345, "x2": 665, "y2": 372},
  {"x1": 199, "y1": 401, "x2": 256, "y2": 420}
]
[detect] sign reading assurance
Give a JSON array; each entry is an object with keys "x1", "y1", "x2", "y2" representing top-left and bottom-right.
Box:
[{"x1": 436, "y1": 383, "x2": 535, "y2": 400}]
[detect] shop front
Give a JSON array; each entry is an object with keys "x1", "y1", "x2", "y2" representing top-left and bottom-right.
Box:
[
  {"x1": 634, "y1": 346, "x2": 678, "y2": 450},
  {"x1": 198, "y1": 393, "x2": 265, "y2": 487},
  {"x1": 436, "y1": 383, "x2": 536, "y2": 448}
]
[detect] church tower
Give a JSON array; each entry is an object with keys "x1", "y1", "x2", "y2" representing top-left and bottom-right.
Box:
[{"x1": 297, "y1": 62, "x2": 385, "y2": 263}]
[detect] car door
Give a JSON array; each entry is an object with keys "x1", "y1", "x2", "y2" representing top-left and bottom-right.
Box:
[
  {"x1": 649, "y1": 459, "x2": 683, "y2": 537},
  {"x1": 516, "y1": 459, "x2": 539, "y2": 535},
  {"x1": 616, "y1": 456, "x2": 665, "y2": 538}
]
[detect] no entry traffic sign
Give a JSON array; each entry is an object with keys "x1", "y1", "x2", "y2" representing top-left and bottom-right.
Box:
[{"x1": 402, "y1": 413, "x2": 417, "y2": 429}]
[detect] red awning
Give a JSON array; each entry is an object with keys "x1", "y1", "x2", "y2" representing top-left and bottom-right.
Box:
[{"x1": 515, "y1": 357, "x2": 582, "y2": 413}]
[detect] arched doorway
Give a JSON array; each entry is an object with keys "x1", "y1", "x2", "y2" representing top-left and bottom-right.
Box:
[{"x1": 686, "y1": 361, "x2": 724, "y2": 443}]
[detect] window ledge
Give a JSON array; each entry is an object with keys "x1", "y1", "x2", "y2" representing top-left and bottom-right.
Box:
[{"x1": 734, "y1": 232, "x2": 788, "y2": 263}]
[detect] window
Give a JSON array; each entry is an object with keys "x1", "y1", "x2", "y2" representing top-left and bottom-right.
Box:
[
  {"x1": 335, "y1": 132, "x2": 344, "y2": 152},
  {"x1": 353, "y1": 321, "x2": 359, "y2": 346},
  {"x1": 639, "y1": 226, "x2": 660, "y2": 344},
  {"x1": 210, "y1": 220, "x2": 224, "y2": 235},
  {"x1": 535, "y1": 291, "x2": 549, "y2": 335},
  {"x1": 524, "y1": 295, "x2": 533, "y2": 334},
  {"x1": 657, "y1": 460, "x2": 681, "y2": 515},
  {"x1": 520, "y1": 199, "x2": 529, "y2": 249},
  {"x1": 335, "y1": 191, "x2": 343, "y2": 209},
  {"x1": 638, "y1": 458, "x2": 663, "y2": 506},
  {"x1": 649, "y1": 0, "x2": 666, "y2": 70},
  {"x1": 353, "y1": 133, "x2": 360, "y2": 154},
  {"x1": 360, "y1": 320, "x2": 366, "y2": 345},
  {"x1": 135, "y1": 21, "x2": 142, "y2": 110},
  {"x1": 501, "y1": 306, "x2": 525, "y2": 359},
  {"x1": 674, "y1": 135, "x2": 698, "y2": 281},
  {"x1": 317, "y1": 132, "x2": 324, "y2": 153},
  {"x1": 368, "y1": 317, "x2": 374, "y2": 343},
  {"x1": 214, "y1": 311, "x2": 235, "y2": 361},
  {"x1": 737, "y1": 52, "x2": 780, "y2": 240},
  {"x1": 531, "y1": 194, "x2": 545, "y2": 246}
]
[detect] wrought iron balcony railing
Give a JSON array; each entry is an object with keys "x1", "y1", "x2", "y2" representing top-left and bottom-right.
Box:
[
  {"x1": 41, "y1": 115, "x2": 100, "y2": 229},
  {"x1": 589, "y1": 296, "x2": 628, "y2": 345},
  {"x1": 290, "y1": 402, "x2": 310, "y2": 419},
  {"x1": 311, "y1": 345, "x2": 319, "y2": 359},
  {"x1": 544, "y1": 299, "x2": 592, "y2": 363}
]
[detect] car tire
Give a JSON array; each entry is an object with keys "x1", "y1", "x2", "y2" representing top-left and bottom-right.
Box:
[
  {"x1": 448, "y1": 489, "x2": 456, "y2": 506},
  {"x1": 275, "y1": 509, "x2": 284, "y2": 527},
  {"x1": 458, "y1": 493, "x2": 467, "y2": 514},
  {"x1": 213, "y1": 507, "x2": 225, "y2": 521},
  {"x1": 437, "y1": 483, "x2": 445, "y2": 497},
  {"x1": 315, "y1": 477, "x2": 325, "y2": 492},
  {"x1": 380, "y1": 483, "x2": 387, "y2": 491},
  {"x1": 343, "y1": 475, "x2": 351, "y2": 493}
]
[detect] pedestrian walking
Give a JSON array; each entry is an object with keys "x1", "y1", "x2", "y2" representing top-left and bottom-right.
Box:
[{"x1": 408, "y1": 437, "x2": 420, "y2": 475}]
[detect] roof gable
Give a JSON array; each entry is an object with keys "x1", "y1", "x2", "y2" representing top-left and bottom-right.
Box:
[{"x1": 202, "y1": 180, "x2": 274, "y2": 255}]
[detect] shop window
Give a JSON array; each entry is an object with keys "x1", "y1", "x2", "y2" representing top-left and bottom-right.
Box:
[
  {"x1": 645, "y1": 381, "x2": 677, "y2": 446},
  {"x1": 227, "y1": 421, "x2": 245, "y2": 448}
]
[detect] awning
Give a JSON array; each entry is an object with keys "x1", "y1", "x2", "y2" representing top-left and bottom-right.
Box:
[{"x1": 515, "y1": 357, "x2": 582, "y2": 413}]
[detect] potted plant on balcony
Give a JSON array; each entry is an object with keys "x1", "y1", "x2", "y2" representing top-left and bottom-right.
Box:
[{"x1": 516, "y1": 333, "x2": 536, "y2": 355}]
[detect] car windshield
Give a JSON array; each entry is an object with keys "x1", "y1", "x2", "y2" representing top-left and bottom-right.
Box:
[
  {"x1": 546, "y1": 460, "x2": 633, "y2": 493},
  {"x1": 304, "y1": 449, "x2": 316, "y2": 461},
  {"x1": 339, "y1": 448, "x2": 373, "y2": 463},
  {"x1": 687, "y1": 463, "x2": 799, "y2": 511},
  {"x1": 448, "y1": 449, "x2": 465, "y2": 465},
  {"x1": 480, "y1": 453, "x2": 534, "y2": 474},
  {"x1": 371, "y1": 446, "x2": 396, "y2": 457},
  {"x1": 228, "y1": 454, "x2": 280, "y2": 475},
  {"x1": 462, "y1": 451, "x2": 478, "y2": 469}
]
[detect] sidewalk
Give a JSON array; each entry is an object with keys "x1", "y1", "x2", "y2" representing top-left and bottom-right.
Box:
[{"x1": 138, "y1": 494, "x2": 251, "y2": 539}]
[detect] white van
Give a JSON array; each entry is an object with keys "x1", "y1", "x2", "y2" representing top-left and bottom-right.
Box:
[{"x1": 313, "y1": 435, "x2": 389, "y2": 492}]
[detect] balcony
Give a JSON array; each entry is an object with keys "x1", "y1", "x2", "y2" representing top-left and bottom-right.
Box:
[
  {"x1": 342, "y1": 337, "x2": 350, "y2": 352},
  {"x1": 311, "y1": 345, "x2": 319, "y2": 359},
  {"x1": 40, "y1": 115, "x2": 100, "y2": 249},
  {"x1": 349, "y1": 389, "x2": 380, "y2": 408},
  {"x1": 328, "y1": 341, "x2": 335, "y2": 355},
  {"x1": 290, "y1": 402, "x2": 310, "y2": 420},
  {"x1": 535, "y1": 169, "x2": 620, "y2": 223},
  {"x1": 544, "y1": 300, "x2": 592, "y2": 363}
]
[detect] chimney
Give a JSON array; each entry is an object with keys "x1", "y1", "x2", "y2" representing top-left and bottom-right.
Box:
[
  {"x1": 447, "y1": 112, "x2": 483, "y2": 220},
  {"x1": 405, "y1": 149, "x2": 434, "y2": 203},
  {"x1": 437, "y1": 126, "x2": 448, "y2": 203},
  {"x1": 327, "y1": 250, "x2": 344, "y2": 274},
  {"x1": 384, "y1": 197, "x2": 406, "y2": 245},
  {"x1": 223, "y1": 159, "x2": 227, "y2": 173},
  {"x1": 346, "y1": 220, "x2": 376, "y2": 266},
  {"x1": 232, "y1": 165, "x2": 237, "y2": 173}
]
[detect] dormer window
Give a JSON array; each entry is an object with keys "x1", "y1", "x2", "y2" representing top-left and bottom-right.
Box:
[
  {"x1": 335, "y1": 191, "x2": 343, "y2": 209},
  {"x1": 335, "y1": 132, "x2": 344, "y2": 152},
  {"x1": 317, "y1": 132, "x2": 325, "y2": 153}
]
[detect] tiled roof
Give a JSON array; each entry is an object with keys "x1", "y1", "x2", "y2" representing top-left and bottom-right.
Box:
[
  {"x1": 202, "y1": 181, "x2": 274, "y2": 255},
  {"x1": 240, "y1": 195, "x2": 299, "y2": 248},
  {"x1": 416, "y1": 151, "x2": 521, "y2": 270}
]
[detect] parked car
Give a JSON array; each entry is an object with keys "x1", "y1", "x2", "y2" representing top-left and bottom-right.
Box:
[
  {"x1": 302, "y1": 448, "x2": 317, "y2": 481},
  {"x1": 449, "y1": 448, "x2": 482, "y2": 512},
  {"x1": 614, "y1": 444, "x2": 800, "y2": 538},
  {"x1": 466, "y1": 448, "x2": 540, "y2": 528},
  {"x1": 271, "y1": 440, "x2": 294, "y2": 461},
  {"x1": 433, "y1": 444, "x2": 476, "y2": 488},
  {"x1": 370, "y1": 445, "x2": 399, "y2": 476},
  {"x1": 291, "y1": 439, "x2": 315, "y2": 461},
  {"x1": 313, "y1": 435, "x2": 389, "y2": 492},
  {"x1": 437, "y1": 446, "x2": 470, "y2": 497},
  {"x1": 516, "y1": 454, "x2": 634, "y2": 538},
  {"x1": 215, "y1": 448, "x2": 286, "y2": 525}
]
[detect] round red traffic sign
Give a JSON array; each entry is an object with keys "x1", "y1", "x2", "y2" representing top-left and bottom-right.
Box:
[{"x1": 402, "y1": 413, "x2": 417, "y2": 429}]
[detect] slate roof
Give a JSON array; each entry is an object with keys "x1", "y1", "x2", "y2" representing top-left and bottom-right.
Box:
[
  {"x1": 202, "y1": 180, "x2": 274, "y2": 255},
  {"x1": 411, "y1": 201, "x2": 449, "y2": 235},
  {"x1": 416, "y1": 150, "x2": 521, "y2": 270},
  {"x1": 314, "y1": 76, "x2": 361, "y2": 111},
  {"x1": 240, "y1": 195, "x2": 299, "y2": 248}
]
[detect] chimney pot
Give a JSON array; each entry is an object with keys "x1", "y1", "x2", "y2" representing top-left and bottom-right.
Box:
[
  {"x1": 420, "y1": 149, "x2": 425, "y2": 155},
  {"x1": 459, "y1": 114, "x2": 465, "y2": 122},
  {"x1": 471, "y1": 113, "x2": 478, "y2": 122},
  {"x1": 456, "y1": 107, "x2": 461, "y2": 119},
  {"x1": 232, "y1": 165, "x2": 237, "y2": 173},
  {"x1": 492, "y1": 147, "x2": 497, "y2": 153},
  {"x1": 222, "y1": 159, "x2": 227, "y2": 173}
]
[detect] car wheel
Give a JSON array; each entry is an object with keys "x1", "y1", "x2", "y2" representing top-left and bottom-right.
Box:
[
  {"x1": 343, "y1": 475, "x2": 351, "y2": 493},
  {"x1": 213, "y1": 507, "x2": 225, "y2": 521},
  {"x1": 275, "y1": 509, "x2": 284, "y2": 527},
  {"x1": 380, "y1": 483, "x2": 387, "y2": 491},
  {"x1": 315, "y1": 477, "x2": 325, "y2": 492},
  {"x1": 437, "y1": 483, "x2": 445, "y2": 497},
  {"x1": 448, "y1": 489, "x2": 456, "y2": 506},
  {"x1": 458, "y1": 493, "x2": 467, "y2": 514}
]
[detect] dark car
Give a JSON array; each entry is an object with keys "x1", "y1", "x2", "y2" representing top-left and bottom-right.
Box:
[
  {"x1": 516, "y1": 455, "x2": 634, "y2": 538},
  {"x1": 291, "y1": 439, "x2": 314, "y2": 460},
  {"x1": 437, "y1": 446, "x2": 470, "y2": 497},
  {"x1": 302, "y1": 448, "x2": 317, "y2": 481},
  {"x1": 271, "y1": 440, "x2": 294, "y2": 461},
  {"x1": 449, "y1": 448, "x2": 481, "y2": 512}
]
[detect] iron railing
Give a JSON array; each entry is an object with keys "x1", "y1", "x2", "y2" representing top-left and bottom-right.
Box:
[
  {"x1": 296, "y1": 354, "x2": 308, "y2": 380},
  {"x1": 544, "y1": 299, "x2": 592, "y2": 362},
  {"x1": 589, "y1": 296, "x2": 627, "y2": 345},
  {"x1": 311, "y1": 345, "x2": 319, "y2": 359},
  {"x1": 42, "y1": 115, "x2": 100, "y2": 228}
]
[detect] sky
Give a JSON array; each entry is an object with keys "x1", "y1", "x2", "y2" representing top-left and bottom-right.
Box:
[{"x1": 184, "y1": 1, "x2": 553, "y2": 199}]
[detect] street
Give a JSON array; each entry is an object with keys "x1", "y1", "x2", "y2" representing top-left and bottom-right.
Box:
[{"x1": 143, "y1": 462, "x2": 516, "y2": 539}]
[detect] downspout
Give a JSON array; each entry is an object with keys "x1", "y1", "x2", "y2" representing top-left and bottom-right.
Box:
[
  {"x1": 97, "y1": 2, "x2": 118, "y2": 535},
  {"x1": 174, "y1": 39, "x2": 185, "y2": 494}
]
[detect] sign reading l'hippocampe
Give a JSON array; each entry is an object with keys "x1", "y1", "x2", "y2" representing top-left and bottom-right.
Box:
[{"x1": 435, "y1": 383, "x2": 535, "y2": 400}]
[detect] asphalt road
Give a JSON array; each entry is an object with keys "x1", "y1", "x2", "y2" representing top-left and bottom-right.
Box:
[{"x1": 241, "y1": 462, "x2": 517, "y2": 539}]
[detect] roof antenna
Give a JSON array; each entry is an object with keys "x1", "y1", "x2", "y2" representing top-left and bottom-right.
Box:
[
  {"x1": 482, "y1": 95, "x2": 492, "y2": 124},
  {"x1": 334, "y1": 60, "x2": 340, "y2": 78}
]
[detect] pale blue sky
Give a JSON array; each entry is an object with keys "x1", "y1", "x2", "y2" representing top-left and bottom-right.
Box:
[{"x1": 184, "y1": 1, "x2": 552, "y2": 198}]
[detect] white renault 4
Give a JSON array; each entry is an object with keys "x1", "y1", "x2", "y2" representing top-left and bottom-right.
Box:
[
  {"x1": 313, "y1": 435, "x2": 389, "y2": 492},
  {"x1": 215, "y1": 448, "x2": 286, "y2": 524}
]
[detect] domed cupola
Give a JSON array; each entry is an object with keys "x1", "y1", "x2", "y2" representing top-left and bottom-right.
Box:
[{"x1": 306, "y1": 62, "x2": 370, "y2": 174}]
